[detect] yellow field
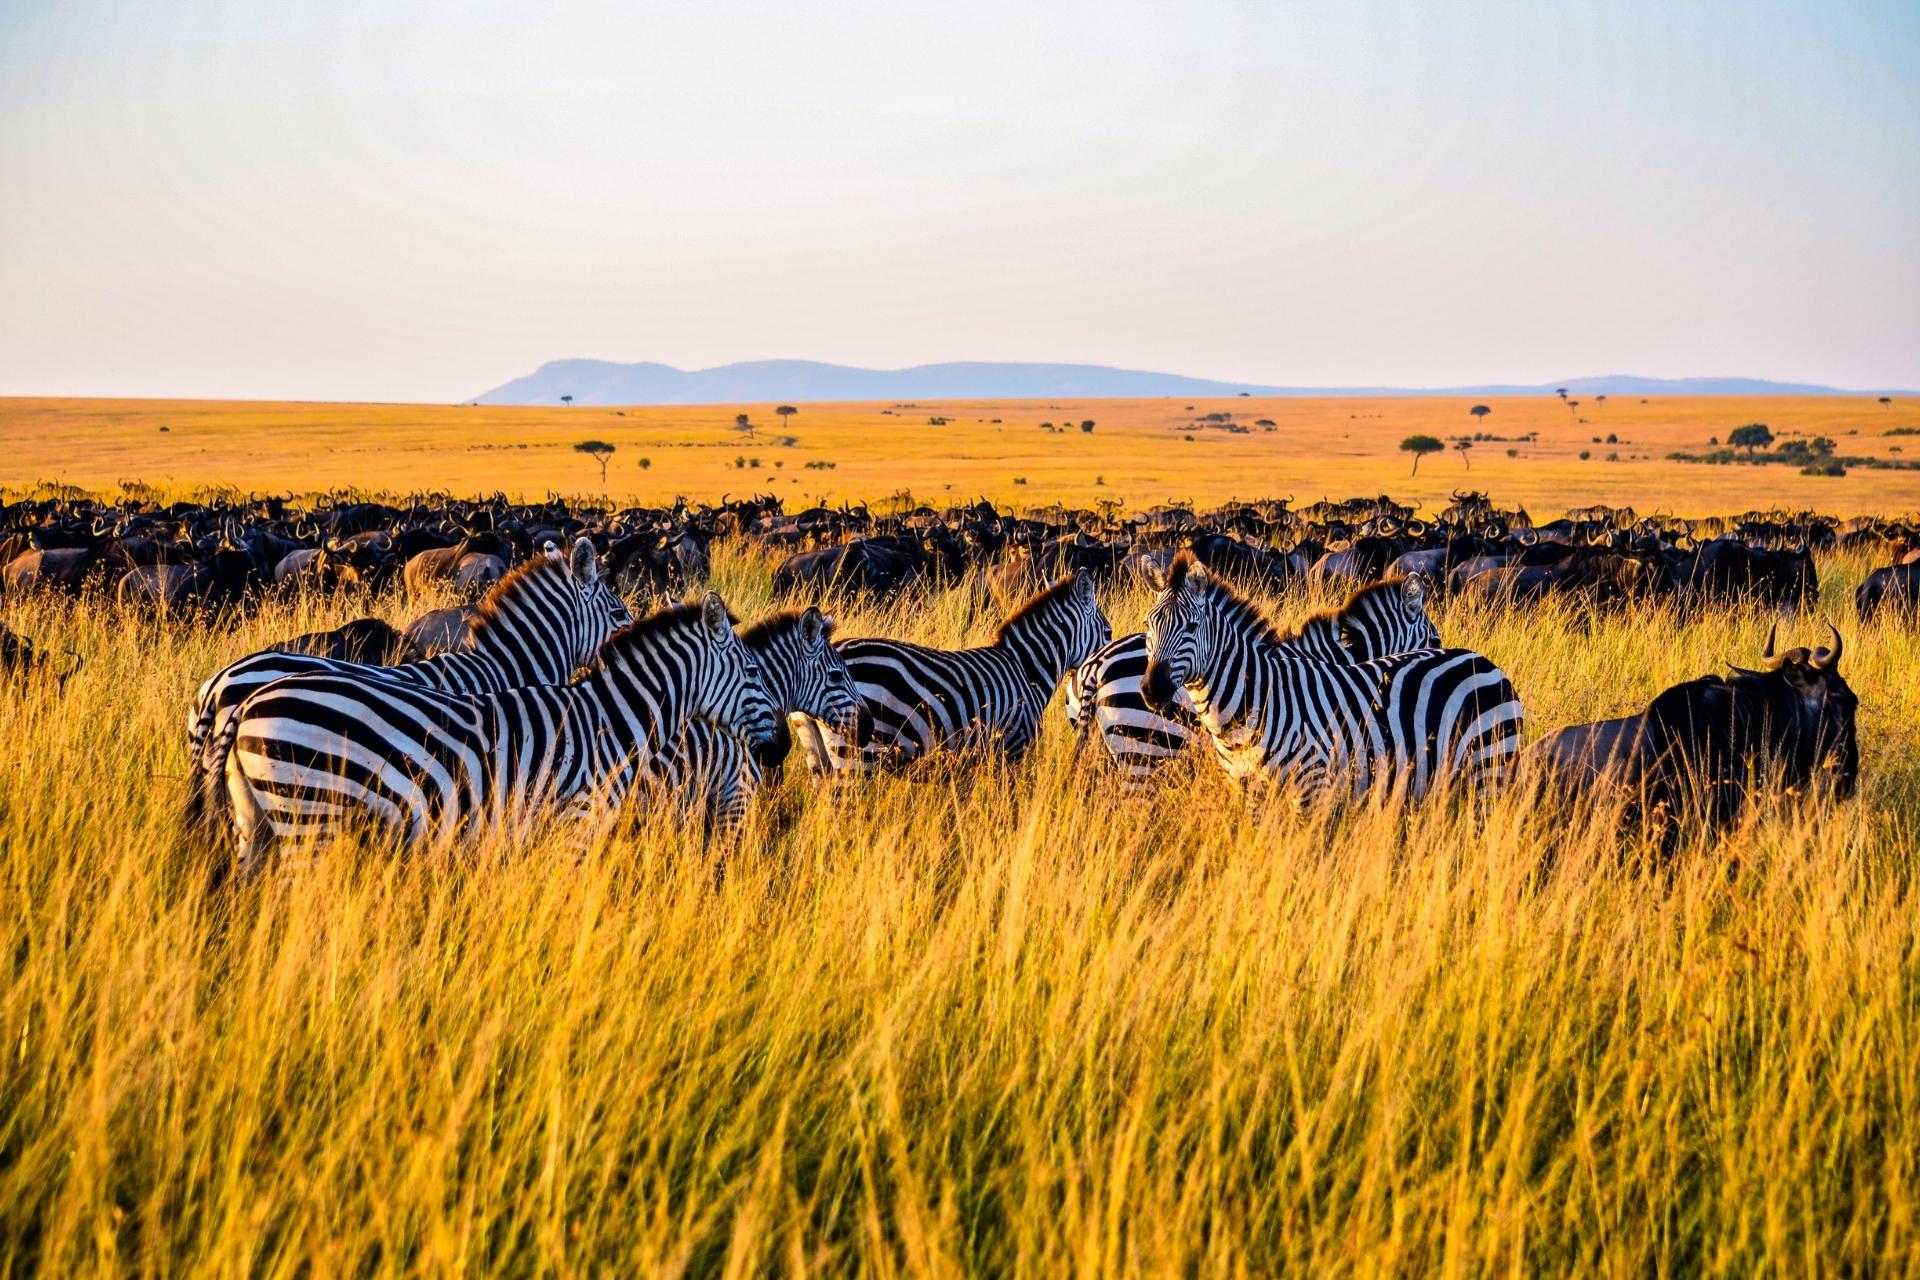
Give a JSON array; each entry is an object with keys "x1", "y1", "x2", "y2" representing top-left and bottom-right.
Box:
[
  {"x1": 3, "y1": 394, "x2": 1918, "y2": 515},
  {"x1": 2, "y1": 542, "x2": 1916, "y2": 1273}
]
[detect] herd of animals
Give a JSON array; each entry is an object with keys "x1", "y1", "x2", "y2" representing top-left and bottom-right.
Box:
[{"x1": 0, "y1": 489, "x2": 1908, "y2": 874}]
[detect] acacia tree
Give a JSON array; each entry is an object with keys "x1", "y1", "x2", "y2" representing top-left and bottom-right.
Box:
[
  {"x1": 1401, "y1": 434, "x2": 1444, "y2": 475},
  {"x1": 574, "y1": 439, "x2": 615, "y2": 482},
  {"x1": 1469, "y1": 404, "x2": 1491, "y2": 425},
  {"x1": 776, "y1": 405, "x2": 798, "y2": 426},
  {"x1": 735, "y1": 412, "x2": 755, "y2": 440},
  {"x1": 1881, "y1": 396, "x2": 1894, "y2": 409},
  {"x1": 1455, "y1": 439, "x2": 1474, "y2": 470},
  {"x1": 1728, "y1": 423, "x2": 1774, "y2": 459},
  {"x1": 561, "y1": 394, "x2": 574, "y2": 407}
]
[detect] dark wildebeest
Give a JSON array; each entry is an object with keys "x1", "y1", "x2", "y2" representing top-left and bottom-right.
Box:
[
  {"x1": 1528, "y1": 624, "x2": 1858, "y2": 828},
  {"x1": 0, "y1": 620, "x2": 80, "y2": 684},
  {"x1": 772, "y1": 540, "x2": 921, "y2": 597},
  {"x1": 1856, "y1": 563, "x2": 1920, "y2": 620},
  {"x1": 403, "y1": 605, "x2": 479, "y2": 656},
  {"x1": 268, "y1": 618, "x2": 420, "y2": 665}
]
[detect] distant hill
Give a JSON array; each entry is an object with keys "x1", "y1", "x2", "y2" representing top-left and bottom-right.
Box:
[{"x1": 473, "y1": 360, "x2": 1911, "y2": 406}]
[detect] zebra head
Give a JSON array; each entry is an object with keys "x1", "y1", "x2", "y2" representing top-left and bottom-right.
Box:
[
  {"x1": 471, "y1": 538, "x2": 632, "y2": 680},
  {"x1": 694, "y1": 592, "x2": 782, "y2": 764},
  {"x1": 1142, "y1": 553, "x2": 1216, "y2": 713},
  {"x1": 741, "y1": 605, "x2": 872, "y2": 761}
]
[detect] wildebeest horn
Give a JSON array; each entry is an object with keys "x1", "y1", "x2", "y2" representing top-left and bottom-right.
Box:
[
  {"x1": 1761, "y1": 621, "x2": 1778, "y2": 662},
  {"x1": 1812, "y1": 621, "x2": 1842, "y2": 671}
]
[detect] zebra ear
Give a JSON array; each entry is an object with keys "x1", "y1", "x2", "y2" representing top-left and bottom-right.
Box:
[
  {"x1": 1403, "y1": 574, "x2": 1427, "y2": 606},
  {"x1": 799, "y1": 605, "x2": 826, "y2": 648},
  {"x1": 568, "y1": 537, "x2": 598, "y2": 583},
  {"x1": 1143, "y1": 562, "x2": 1168, "y2": 592},
  {"x1": 701, "y1": 591, "x2": 731, "y2": 638},
  {"x1": 1072, "y1": 569, "x2": 1094, "y2": 601},
  {"x1": 1182, "y1": 561, "x2": 1209, "y2": 593}
]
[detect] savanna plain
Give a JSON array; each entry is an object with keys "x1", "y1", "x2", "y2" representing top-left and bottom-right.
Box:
[{"x1": 3, "y1": 396, "x2": 1919, "y2": 1275}]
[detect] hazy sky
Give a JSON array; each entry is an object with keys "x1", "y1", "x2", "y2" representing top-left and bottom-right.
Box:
[{"x1": 2, "y1": 0, "x2": 1916, "y2": 400}]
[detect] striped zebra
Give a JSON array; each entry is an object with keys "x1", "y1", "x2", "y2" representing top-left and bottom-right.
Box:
[
  {"x1": 185, "y1": 538, "x2": 630, "y2": 834},
  {"x1": 642, "y1": 606, "x2": 869, "y2": 832},
  {"x1": 1066, "y1": 574, "x2": 1441, "y2": 789},
  {"x1": 221, "y1": 594, "x2": 777, "y2": 873},
  {"x1": 794, "y1": 571, "x2": 1111, "y2": 773},
  {"x1": 1141, "y1": 553, "x2": 1523, "y2": 802}
]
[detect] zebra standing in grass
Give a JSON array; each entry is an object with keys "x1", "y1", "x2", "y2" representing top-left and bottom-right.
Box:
[
  {"x1": 1067, "y1": 575, "x2": 1442, "y2": 789},
  {"x1": 1142, "y1": 553, "x2": 1523, "y2": 802},
  {"x1": 793, "y1": 571, "x2": 1111, "y2": 773},
  {"x1": 185, "y1": 538, "x2": 631, "y2": 834},
  {"x1": 221, "y1": 594, "x2": 777, "y2": 873},
  {"x1": 642, "y1": 607, "x2": 869, "y2": 832}
]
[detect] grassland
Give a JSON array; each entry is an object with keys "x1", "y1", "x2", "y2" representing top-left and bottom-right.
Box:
[
  {"x1": 2, "y1": 540, "x2": 1917, "y2": 1274},
  {"x1": 3, "y1": 393, "x2": 1919, "y2": 515}
]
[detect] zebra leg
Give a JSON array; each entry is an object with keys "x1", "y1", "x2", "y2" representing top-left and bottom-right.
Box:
[{"x1": 224, "y1": 756, "x2": 271, "y2": 881}]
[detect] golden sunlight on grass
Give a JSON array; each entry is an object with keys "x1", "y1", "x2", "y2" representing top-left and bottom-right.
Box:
[{"x1": 1, "y1": 544, "x2": 1916, "y2": 1272}]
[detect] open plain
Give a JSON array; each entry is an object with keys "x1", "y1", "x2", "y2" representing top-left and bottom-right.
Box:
[{"x1": 3, "y1": 393, "x2": 1917, "y2": 513}]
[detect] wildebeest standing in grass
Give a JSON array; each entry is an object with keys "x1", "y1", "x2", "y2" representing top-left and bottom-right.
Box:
[
  {"x1": 1856, "y1": 562, "x2": 1920, "y2": 620},
  {"x1": 1528, "y1": 624, "x2": 1858, "y2": 829}
]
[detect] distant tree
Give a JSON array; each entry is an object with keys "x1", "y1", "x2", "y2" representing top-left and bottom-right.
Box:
[
  {"x1": 561, "y1": 394, "x2": 574, "y2": 407},
  {"x1": 1595, "y1": 394, "x2": 1607, "y2": 408},
  {"x1": 1400, "y1": 434, "x2": 1444, "y2": 475},
  {"x1": 735, "y1": 412, "x2": 755, "y2": 439},
  {"x1": 573, "y1": 439, "x2": 615, "y2": 482},
  {"x1": 1080, "y1": 420, "x2": 1095, "y2": 433},
  {"x1": 1455, "y1": 439, "x2": 1474, "y2": 470},
  {"x1": 1880, "y1": 396, "x2": 1894, "y2": 409},
  {"x1": 1469, "y1": 404, "x2": 1491, "y2": 424},
  {"x1": 1566, "y1": 399, "x2": 1580, "y2": 413},
  {"x1": 776, "y1": 405, "x2": 798, "y2": 426},
  {"x1": 1556, "y1": 388, "x2": 1568, "y2": 400},
  {"x1": 638, "y1": 456, "x2": 651, "y2": 470},
  {"x1": 1728, "y1": 423, "x2": 1774, "y2": 458}
]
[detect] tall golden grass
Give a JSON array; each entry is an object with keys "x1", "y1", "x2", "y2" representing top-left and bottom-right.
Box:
[{"x1": 1, "y1": 545, "x2": 1916, "y2": 1274}]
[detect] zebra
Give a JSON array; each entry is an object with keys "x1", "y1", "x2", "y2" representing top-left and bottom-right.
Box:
[
  {"x1": 184, "y1": 537, "x2": 631, "y2": 835},
  {"x1": 1141, "y1": 553, "x2": 1523, "y2": 803},
  {"x1": 1066, "y1": 574, "x2": 1442, "y2": 790},
  {"x1": 221, "y1": 593, "x2": 777, "y2": 873},
  {"x1": 642, "y1": 606, "x2": 869, "y2": 833},
  {"x1": 794, "y1": 571, "x2": 1111, "y2": 773}
]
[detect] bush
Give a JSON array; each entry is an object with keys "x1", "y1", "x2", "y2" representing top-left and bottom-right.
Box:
[
  {"x1": 1801, "y1": 458, "x2": 1846, "y2": 477},
  {"x1": 638, "y1": 457, "x2": 651, "y2": 470},
  {"x1": 1013, "y1": 477, "x2": 1028, "y2": 486},
  {"x1": 1579, "y1": 450, "x2": 1591, "y2": 460}
]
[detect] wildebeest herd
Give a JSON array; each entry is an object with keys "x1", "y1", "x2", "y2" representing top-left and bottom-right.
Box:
[{"x1": 0, "y1": 488, "x2": 1902, "y2": 871}]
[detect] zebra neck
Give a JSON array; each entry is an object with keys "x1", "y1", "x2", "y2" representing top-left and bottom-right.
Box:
[
  {"x1": 1191, "y1": 631, "x2": 1297, "y2": 748},
  {"x1": 577, "y1": 658, "x2": 694, "y2": 769},
  {"x1": 747, "y1": 635, "x2": 801, "y2": 713},
  {"x1": 468, "y1": 611, "x2": 572, "y2": 684},
  {"x1": 997, "y1": 613, "x2": 1073, "y2": 692}
]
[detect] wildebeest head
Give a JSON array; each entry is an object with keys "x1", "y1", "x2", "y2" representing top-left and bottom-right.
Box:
[{"x1": 1731, "y1": 622, "x2": 1859, "y2": 799}]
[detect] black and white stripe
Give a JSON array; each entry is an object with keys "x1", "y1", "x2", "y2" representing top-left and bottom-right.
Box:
[
  {"x1": 642, "y1": 606, "x2": 867, "y2": 832},
  {"x1": 1068, "y1": 575, "x2": 1441, "y2": 789},
  {"x1": 222, "y1": 594, "x2": 776, "y2": 873},
  {"x1": 795, "y1": 571, "x2": 1111, "y2": 772},
  {"x1": 185, "y1": 538, "x2": 631, "y2": 833},
  {"x1": 1141, "y1": 554, "x2": 1522, "y2": 802}
]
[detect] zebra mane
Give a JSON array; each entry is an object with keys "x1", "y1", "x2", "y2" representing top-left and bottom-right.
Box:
[
  {"x1": 590, "y1": 602, "x2": 710, "y2": 666},
  {"x1": 995, "y1": 573, "x2": 1082, "y2": 643},
  {"x1": 1292, "y1": 576, "x2": 1411, "y2": 634},
  {"x1": 1166, "y1": 551, "x2": 1287, "y2": 644},
  {"x1": 739, "y1": 608, "x2": 834, "y2": 650},
  {"x1": 467, "y1": 553, "x2": 570, "y2": 635}
]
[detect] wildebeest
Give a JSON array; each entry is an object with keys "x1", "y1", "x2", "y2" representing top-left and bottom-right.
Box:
[
  {"x1": 403, "y1": 605, "x2": 480, "y2": 656},
  {"x1": 268, "y1": 617, "x2": 420, "y2": 665},
  {"x1": 1529, "y1": 624, "x2": 1858, "y2": 828},
  {"x1": 1856, "y1": 562, "x2": 1920, "y2": 620},
  {"x1": 0, "y1": 620, "x2": 79, "y2": 684}
]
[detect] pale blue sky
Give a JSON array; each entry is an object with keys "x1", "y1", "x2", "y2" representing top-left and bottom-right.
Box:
[{"x1": 1, "y1": 0, "x2": 1915, "y2": 400}]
